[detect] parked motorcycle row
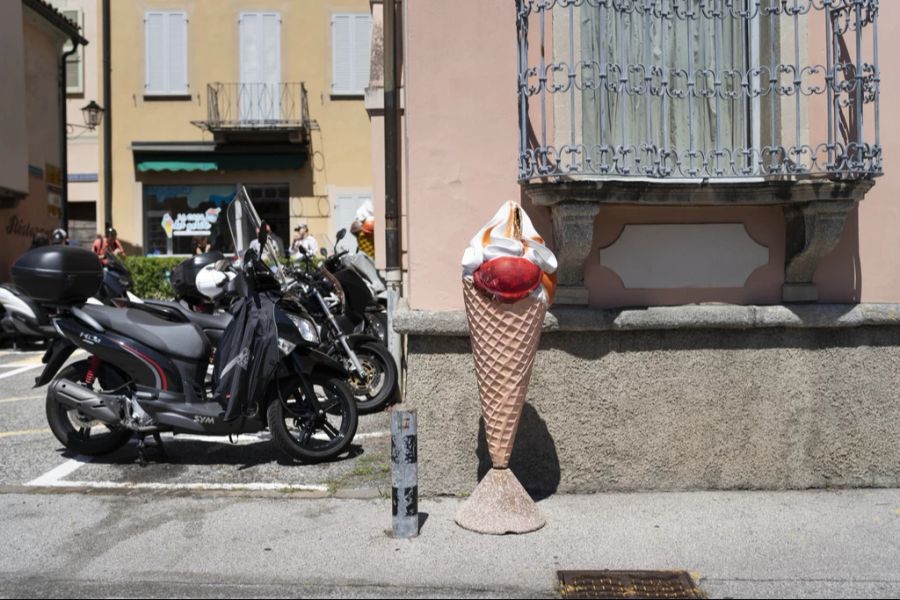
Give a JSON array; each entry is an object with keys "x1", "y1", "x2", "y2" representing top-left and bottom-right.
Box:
[{"x1": 0, "y1": 189, "x2": 398, "y2": 465}]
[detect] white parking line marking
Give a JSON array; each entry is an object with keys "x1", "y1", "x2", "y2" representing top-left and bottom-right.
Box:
[
  {"x1": 0, "y1": 395, "x2": 44, "y2": 404},
  {"x1": 168, "y1": 432, "x2": 271, "y2": 446},
  {"x1": 0, "y1": 428, "x2": 51, "y2": 439},
  {"x1": 3, "y1": 355, "x2": 46, "y2": 367},
  {"x1": 33, "y1": 480, "x2": 329, "y2": 493},
  {"x1": 354, "y1": 431, "x2": 390, "y2": 440},
  {"x1": 27, "y1": 456, "x2": 93, "y2": 487},
  {"x1": 0, "y1": 365, "x2": 41, "y2": 381}
]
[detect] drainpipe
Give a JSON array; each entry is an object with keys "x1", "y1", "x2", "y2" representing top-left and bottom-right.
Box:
[
  {"x1": 383, "y1": 0, "x2": 403, "y2": 370},
  {"x1": 102, "y1": 0, "x2": 112, "y2": 231},
  {"x1": 60, "y1": 39, "x2": 80, "y2": 232}
]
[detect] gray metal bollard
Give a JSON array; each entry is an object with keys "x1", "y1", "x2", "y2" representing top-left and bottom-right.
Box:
[{"x1": 391, "y1": 410, "x2": 418, "y2": 538}]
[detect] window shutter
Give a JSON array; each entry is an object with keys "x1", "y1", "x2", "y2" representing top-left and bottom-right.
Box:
[
  {"x1": 353, "y1": 14, "x2": 372, "y2": 93},
  {"x1": 262, "y1": 13, "x2": 281, "y2": 87},
  {"x1": 168, "y1": 13, "x2": 188, "y2": 93},
  {"x1": 63, "y1": 9, "x2": 83, "y2": 94},
  {"x1": 332, "y1": 14, "x2": 353, "y2": 94},
  {"x1": 145, "y1": 12, "x2": 166, "y2": 93},
  {"x1": 240, "y1": 13, "x2": 260, "y2": 84}
]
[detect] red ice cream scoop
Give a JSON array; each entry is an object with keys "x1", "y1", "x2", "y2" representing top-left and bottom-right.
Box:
[{"x1": 473, "y1": 256, "x2": 542, "y2": 303}]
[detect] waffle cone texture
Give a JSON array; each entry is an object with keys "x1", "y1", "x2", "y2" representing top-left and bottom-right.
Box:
[{"x1": 463, "y1": 278, "x2": 547, "y2": 468}]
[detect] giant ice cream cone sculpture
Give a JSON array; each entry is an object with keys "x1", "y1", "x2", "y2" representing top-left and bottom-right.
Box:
[{"x1": 455, "y1": 201, "x2": 557, "y2": 535}]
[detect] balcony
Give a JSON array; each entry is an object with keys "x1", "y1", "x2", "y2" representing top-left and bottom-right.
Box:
[
  {"x1": 193, "y1": 82, "x2": 311, "y2": 143},
  {"x1": 516, "y1": 0, "x2": 882, "y2": 303}
]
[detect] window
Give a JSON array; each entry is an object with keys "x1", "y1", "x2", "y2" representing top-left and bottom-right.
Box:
[
  {"x1": 579, "y1": 4, "x2": 751, "y2": 176},
  {"x1": 144, "y1": 185, "x2": 235, "y2": 255},
  {"x1": 239, "y1": 12, "x2": 281, "y2": 121},
  {"x1": 518, "y1": 1, "x2": 882, "y2": 180},
  {"x1": 332, "y1": 13, "x2": 372, "y2": 96},
  {"x1": 145, "y1": 11, "x2": 189, "y2": 96},
  {"x1": 62, "y1": 9, "x2": 83, "y2": 95}
]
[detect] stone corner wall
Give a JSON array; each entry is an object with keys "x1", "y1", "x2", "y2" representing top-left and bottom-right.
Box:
[{"x1": 403, "y1": 321, "x2": 900, "y2": 496}]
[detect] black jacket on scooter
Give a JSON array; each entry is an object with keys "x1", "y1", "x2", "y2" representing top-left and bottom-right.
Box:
[{"x1": 213, "y1": 291, "x2": 280, "y2": 421}]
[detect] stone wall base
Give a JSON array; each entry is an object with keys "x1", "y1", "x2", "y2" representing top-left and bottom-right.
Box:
[{"x1": 403, "y1": 323, "x2": 900, "y2": 496}]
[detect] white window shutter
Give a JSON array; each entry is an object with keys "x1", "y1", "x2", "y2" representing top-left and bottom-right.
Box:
[
  {"x1": 168, "y1": 13, "x2": 188, "y2": 93},
  {"x1": 262, "y1": 13, "x2": 281, "y2": 86},
  {"x1": 353, "y1": 15, "x2": 372, "y2": 93},
  {"x1": 240, "y1": 13, "x2": 260, "y2": 84},
  {"x1": 332, "y1": 14, "x2": 353, "y2": 93},
  {"x1": 145, "y1": 12, "x2": 166, "y2": 93}
]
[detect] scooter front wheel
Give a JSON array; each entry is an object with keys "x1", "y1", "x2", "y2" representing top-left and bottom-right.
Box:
[
  {"x1": 268, "y1": 375, "x2": 358, "y2": 463},
  {"x1": 348, "y1": 342, "x2": 398, "y2": 414}
]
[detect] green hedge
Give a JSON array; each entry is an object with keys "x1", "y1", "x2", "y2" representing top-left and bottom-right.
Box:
[
  {"x1": 124, "y1": 257, "x2": 183, "y2": 300},
  {"x1": 123, "y1": 255, "x2": 325, "y2": 300}
]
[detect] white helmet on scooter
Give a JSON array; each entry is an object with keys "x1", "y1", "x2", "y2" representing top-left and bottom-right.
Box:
[{"x1": 195, "y1": 263, "x2": 228, "y2": 300}]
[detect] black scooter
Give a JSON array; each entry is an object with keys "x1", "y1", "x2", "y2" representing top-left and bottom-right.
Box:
[{"x1": 27, "y1": 226, "x2": 358, "y2": 465}]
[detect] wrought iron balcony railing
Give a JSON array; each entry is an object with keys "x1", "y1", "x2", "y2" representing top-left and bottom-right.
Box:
[
  {"x1": 517, "y1": 0, "x2": 881, "y2": 182},
  {"x1": 194, "y1": 82, "x2": 311, "y2": 135}
]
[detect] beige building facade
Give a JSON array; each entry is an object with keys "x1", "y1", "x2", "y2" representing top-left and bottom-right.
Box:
[
  {"x1": 104, "y1": 0, "x2": 374, "y2": 256},
  {"x1": 0, "y1": 0, "x2": 85, "y2": 280}
]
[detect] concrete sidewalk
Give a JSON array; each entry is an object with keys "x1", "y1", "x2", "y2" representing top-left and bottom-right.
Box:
[{"x1": 0, "y1": 488, "x2": 898, "y2": 598}]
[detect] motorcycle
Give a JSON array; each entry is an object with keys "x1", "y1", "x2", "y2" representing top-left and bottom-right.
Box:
[
  {"x1": 20, "y1": 191, "x2": 358, "y2": 465},
  {"x1": 1, "y1": 250, "x2": 136, "y2": 348},
  {"x1": 314, "y1": 230, "x2": 388, "y2": 344},
  {"x1": 0, "y1": 284, "x2": 55, "y2": 348},
  {"x1": 288, "y1": 248, "x2": 398, "y2": 414},
  {"x1": 159, "y1": 224, "x2": 398, "y2": 414}
]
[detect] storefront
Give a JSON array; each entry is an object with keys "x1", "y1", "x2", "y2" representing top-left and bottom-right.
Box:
[
  {"x1": 133, "y1": 143, "x2": 304, "y2": 256},
  {"x1": 143, "y1": 183, "x2": 291, "y2": 255}
]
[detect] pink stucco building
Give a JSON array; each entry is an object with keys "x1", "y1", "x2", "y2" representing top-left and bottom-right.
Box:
[
  {"x1": 375, "y1": 0, "x2": 896, "y2": 311},
  {"x1": 371, "y1": 1, "x2": 900, "y2": 496}
]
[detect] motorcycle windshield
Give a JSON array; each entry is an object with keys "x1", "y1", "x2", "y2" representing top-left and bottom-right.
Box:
[{"x1": 226, "y1": 187, "x2": 285, "y2": 281}]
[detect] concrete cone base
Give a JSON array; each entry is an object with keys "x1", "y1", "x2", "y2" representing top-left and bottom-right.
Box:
[{"x1": 455, "y1": 468, "x2": 545, "y2": 535}]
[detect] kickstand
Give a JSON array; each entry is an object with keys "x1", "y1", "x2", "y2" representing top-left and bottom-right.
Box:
[{"x1": 136, "y1": 432, "x2": 167, "y2": 467}]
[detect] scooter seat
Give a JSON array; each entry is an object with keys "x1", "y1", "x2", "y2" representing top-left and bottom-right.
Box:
[
  {"x1": 81, "y1": 305, "x2": 210, "y2": 361},
  {"x1": 142, "y1": 300, "x2": 232, "y2": 332}
]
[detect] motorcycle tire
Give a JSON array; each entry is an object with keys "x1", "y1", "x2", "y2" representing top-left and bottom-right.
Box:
[
  {"x1": 268, "y1": 375, "x2": 358, "y2": 463},
  {"x1": 45, "y1": 361, "x2": 133, "y2": 456},
  {"x1": 348, "y1": 341, "x2": 398, "y2": 414}
]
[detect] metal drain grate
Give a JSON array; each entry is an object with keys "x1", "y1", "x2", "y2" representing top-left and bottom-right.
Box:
[{"x1": 558, "y1": 570, "x2": 704, "y2": 599}]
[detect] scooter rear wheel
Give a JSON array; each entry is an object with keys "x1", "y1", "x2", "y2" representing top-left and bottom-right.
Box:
[
  {"x1": 45, "y1": 361, "x2": 133, "y2": 456},
  {"x1": 268, "y1": 375, "x2": 358, "y2": 463}
]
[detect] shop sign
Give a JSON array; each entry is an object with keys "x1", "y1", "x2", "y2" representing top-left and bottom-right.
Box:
[
  {"x1": 45, "y1": 164, "x2": 62, "y2": 187},
  {"x1": 160, "y1": 208, "x2": 222, "y2": 238},
  {"x1": 6, "y1": 215, "x2": 51, "y2": 239}
]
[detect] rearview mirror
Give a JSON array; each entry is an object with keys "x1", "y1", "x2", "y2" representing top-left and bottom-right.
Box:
[
  {"x1": 336, "y1": 228, "x2": 347, "y2": 242},
  {"x1": 320, "y1": 248, "x2": 328, "y2": 257},
  {"x1": 296, "y1": 243, "x2": 308, "y2": 256}
]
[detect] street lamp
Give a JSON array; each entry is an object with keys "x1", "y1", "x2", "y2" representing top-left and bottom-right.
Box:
[{"x1": 80, "y1": 101, "x2": 104, "y2": 131}]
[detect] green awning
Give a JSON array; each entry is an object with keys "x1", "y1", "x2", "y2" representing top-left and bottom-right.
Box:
[{"x1": 136, "y1": 153, "x2": 306, "y2": 173}]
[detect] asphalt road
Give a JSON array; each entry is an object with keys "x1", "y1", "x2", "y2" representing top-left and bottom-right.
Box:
[
  {"x1": 0, "y1": 348, "x2": 392, "y2": 497},
  {"x1": 2, "y1": 348, "x2": 899, "y2": 599}
]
